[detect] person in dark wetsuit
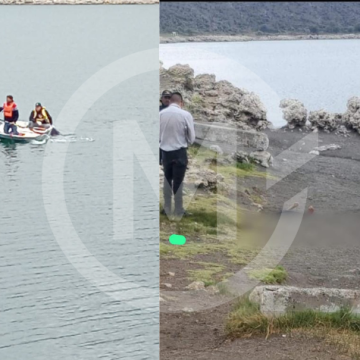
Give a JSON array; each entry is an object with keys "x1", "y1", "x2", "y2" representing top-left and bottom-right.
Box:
[{"x1": 159, "y1": 90, "x2": 172, "y2": 111}]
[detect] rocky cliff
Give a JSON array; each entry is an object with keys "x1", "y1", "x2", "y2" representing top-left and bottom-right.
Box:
[
  {"x1": 280, "y1": 97, "x2": 360, "y2": 135},
  {"x1": 160, "y1": 62, "x2": 270, "y2": 131}
]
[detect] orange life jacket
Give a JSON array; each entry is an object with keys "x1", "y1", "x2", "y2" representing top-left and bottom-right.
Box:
[{"x1": 3, "y1": 102, "x2": 16, "y2": 119}]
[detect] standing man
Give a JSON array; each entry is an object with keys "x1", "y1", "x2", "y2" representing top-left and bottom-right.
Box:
[
  {"x1": 159, "y1": 90, "x2": 172, "y2": 111},
  {"x1": 29, "y1": 103, "x2": 53, "y2": 128},
  {"x1": 0, "y1": 95, "x2": 19, "y2": 135},
  {"x1": 160, "y1": 92, "x2": 195, "y2": 217}
]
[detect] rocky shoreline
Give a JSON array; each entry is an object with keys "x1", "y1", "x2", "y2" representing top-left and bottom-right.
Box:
[
  {"x1": 160, "y1": 57, "x2": 360, "y2": 360},
  {"x1": 161, "y1": 62, "x2": 360, "y2": 136},
  {"x1": 161, "y1": 33, "x2": 360, "y2": 44},
  {"x1": 160, "y1": 61, "x2": 360, "y2": 212},
  {"x1": 279, "y1": 98, "x2": 360, "y2": 135}
]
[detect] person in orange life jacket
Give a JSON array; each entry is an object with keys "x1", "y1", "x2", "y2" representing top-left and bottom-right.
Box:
[
  {"x1": 0, "y1": 95, "x2": 19, "y2": 135},
  {"x1": 29, "y1": 103, "x2": 53, "y2": 128}
]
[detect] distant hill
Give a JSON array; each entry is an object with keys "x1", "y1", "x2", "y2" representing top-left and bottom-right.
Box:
[{"x1": 160, "y1": 2, "x2": 360, "y2": 35}]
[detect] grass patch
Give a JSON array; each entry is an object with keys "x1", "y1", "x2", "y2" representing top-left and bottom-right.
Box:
[
  {"x1": 215, "y1": 163, "x2": 272, "y2": 181},
  {"x1": 160, "y1": 143, "x2": 274, "y2": 280},
  {"x1": 236, "y1": 162, "x2": 254, "y2": 172},
  {"x1": 187, "y1": 262, "x2": 225, "y2": 286},
  {"x1": 160, "y1": 192, "x2": 260, "y2": 264},
  {"x1": 159, "y1": 241, "x2": 224, "y2": 259},
  {"x1": 191, "y1": 93, "x2": 204, "y2": 104},
  {"x1": 226, "y1": 297, "x2": 360, "y2": 358},
  {"x1": 247, "y1": 266, "x2": 287, "y2": 284},
  {"x1": 187, "y1": 143, "x2": 220, "y2": 163},
  {"x1": 187, "y1": 144, "x2": 275, "y2": 187}
]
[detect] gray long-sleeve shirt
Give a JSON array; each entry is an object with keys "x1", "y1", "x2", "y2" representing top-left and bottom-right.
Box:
[{"x1": 159, "y1": 104, "x2": 196, "y2": 151}]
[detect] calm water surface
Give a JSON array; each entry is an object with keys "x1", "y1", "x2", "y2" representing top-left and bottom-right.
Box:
[
  {"x1": 160, "y1": 40, "x2": 360, "y2": 126},
  {"x1": 0, "y1": 6, "x2": 159, "y2": 360}
]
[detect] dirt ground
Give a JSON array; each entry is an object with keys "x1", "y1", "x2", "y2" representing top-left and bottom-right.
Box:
[{"x1": 160, "y1": 128, "x2": 360, "y2": 360}]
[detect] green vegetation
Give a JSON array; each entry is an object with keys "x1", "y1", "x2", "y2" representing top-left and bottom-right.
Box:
[
  {"x1": 187, "y1": 262, "x2": 225, "y2": 286},
  {"x1": 188, "y1": 144, "x2": 272, "y2": 182},
  {"x1": 191, "y1": 93, "x2": 203, "y2": 104},
  {"x1": 160, "y1": 144, "x2": 277, "y2": 292},
  {"x1": 161, "y1": 2, "x2": 360, "y2": 36},
  {"x1": 235, "y1": 162, "x2": 254, "y2": 172},
  {"x1": 247, "y1": 265, "x2": 288, "y2": 285},
  {"x1": 160, "y1": 185, "x2": 259, "y2": 265},
  {"x1": 226, "y1": 297, "x2": 360, "y2": 358}
]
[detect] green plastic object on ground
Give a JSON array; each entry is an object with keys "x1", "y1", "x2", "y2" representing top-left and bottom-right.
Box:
[{"x1": 169, "y1": 234, "x2": 186, "y2": 245}]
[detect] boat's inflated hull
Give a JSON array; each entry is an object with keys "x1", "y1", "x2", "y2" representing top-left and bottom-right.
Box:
[{"x1": 0, "y1": 121, "x2": 52, "y2": 142}]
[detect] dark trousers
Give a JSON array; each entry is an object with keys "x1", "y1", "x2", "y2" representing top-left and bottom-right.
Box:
[
  {"x1": 162, "y1": 148, "x2": 188, "y2": 215},
  {"x1": 159, "y1": 148, "x2": 163, "y2": 165},
  {"x1": 4, "y1": 122, "x2": 19, "y2": 135}
]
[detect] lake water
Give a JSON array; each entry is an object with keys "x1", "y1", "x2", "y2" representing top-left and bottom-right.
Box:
[
  {"x1": 160, "y1": 40, "x2": 360, "y2": 127},
  {"x1": 0, "y1": 6, "x2": 159, "y2": 360}
]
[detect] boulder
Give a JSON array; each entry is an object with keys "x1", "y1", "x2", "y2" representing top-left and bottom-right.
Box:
[
  {"x1": 343, "y1": 96, "x2": 360, "y2": 133},
  {"x1": 249, "y1": 151, "x2": 273, "y2": 168},
  {"x1": 209, "y1": 145, "x2": 223, "y2": 154},
  {"x1": 233, "y1": 149, "x2": 273, "y2": 168},
  {"x1": 335, "y1": 125, "x2": 350, "y2": 136},
  {"x1": 250, "y1": 285, "x2": 360, "y2": 315},
  {"x1": 160, "y1": 64, "x2": 270, "y2": 130},
  {"x1": 186, "y1": 162, "x2": 225, "y2": 192},
  {"x1": 167, "y1": 63, "x2": 194, "y2": 80},
  {"x1": 233, "y1": 150, "x2": 250, "y2": 163},
  {"x1": 280, "y1": 99, "x2": 307, "y2": 127},
  {"x1": 194, "y1": 123, "x2": 269, "y2": 152},
  {"x1": 308, "y1": 109, "x2": 342, "y2": 131},
  {"x1": 194, "y1": 73, "x2": 216, "y2": 91},
  {"x1": 167, "y1": 64, "x2": 194, "y2": 91},
  {"x1": 235, "y1": 92, "x2": 268, "y2": 125}
]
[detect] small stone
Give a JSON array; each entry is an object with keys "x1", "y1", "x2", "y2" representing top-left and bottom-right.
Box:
[
  {"x1": 186, "y1": 281, "x2": 205, "y2": 290},
  {"x1": 206, "y1": 285, "x2": 220, "y2": 295},
  {"x1": 252, "y1": 203, "x2": 263, "y2": 210},
  {"x1": 161, "y1": 283, "x2": 172, "y2": 289},
  {"x1": 182, "y1": 307, "x2": 194, "y2": 313},
  {"x1": 348, "y1": 269, "x2": 360, "y2": 275},
  {"x1": 314, "y1": 144, "x2": 341, "y2": 152},
  {"x1": 168, "y1": 272, "x2": 175, "y2": 277}
]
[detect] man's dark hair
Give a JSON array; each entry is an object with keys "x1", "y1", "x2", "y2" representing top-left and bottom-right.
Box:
[
  {"x1": 7, "y1": 95, "x2": 13, "y2": 100},
  {"x1": 171, "y1": 92, "x2": 183, "y2": 101}
]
